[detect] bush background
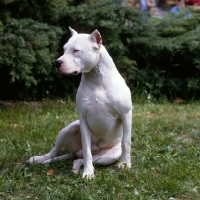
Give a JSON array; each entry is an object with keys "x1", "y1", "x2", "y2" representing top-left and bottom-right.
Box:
[{"x1": 0, "y1": 0, "x2": 200, "y2": 101}]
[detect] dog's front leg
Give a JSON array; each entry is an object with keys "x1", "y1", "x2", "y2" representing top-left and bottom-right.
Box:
[
  {"x1": 118, "y1": 110, "x2": 132, "y2": 169},
  {"x1": 80, "y1": 119, "x2": 94, "y2": 179}
]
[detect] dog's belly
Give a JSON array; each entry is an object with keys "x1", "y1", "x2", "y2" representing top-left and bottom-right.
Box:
[{"x1": 87, "y1": 109, "x2": 123, "y2": 149}]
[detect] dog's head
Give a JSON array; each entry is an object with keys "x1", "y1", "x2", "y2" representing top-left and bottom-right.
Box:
[{"x1": 55, "y1": 27, "x2": 102, "y2": 75}]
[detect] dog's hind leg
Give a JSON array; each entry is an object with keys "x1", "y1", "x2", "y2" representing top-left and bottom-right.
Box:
[
  {"x1": 72, "y1": 143, "x2": 122, "y2": 174},
  {"x1": 91, "y1": 143, "x2": 122, "y2": 166},
  {"x1": 27, "y1": 120, "x2": 82, "y2": 164},
  {"x1": 42, "y1": 152, "x2": 74, "y2": 164}
]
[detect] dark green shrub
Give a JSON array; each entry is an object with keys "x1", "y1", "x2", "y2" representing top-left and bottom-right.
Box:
[
  {"x1": 0, "y1": 18, "x2": 64, "y2": 99},
  {"x1": 64, "y1": 2, "x2": 200, "y2": 100},
  {"x1": 147, "y1": 11, "x2": 200, "y2": 100},
  {"x1": 0, "y1": 0, "x2": 200, "y2": 100}
]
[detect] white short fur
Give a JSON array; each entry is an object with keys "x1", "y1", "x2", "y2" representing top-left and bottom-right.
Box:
[{"x1": 27, "y1": 27, "x2": 132, "y2": 179}]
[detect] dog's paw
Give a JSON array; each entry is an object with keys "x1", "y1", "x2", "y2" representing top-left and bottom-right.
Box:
[
  {"x1": 118, "y1": 162, "x2": 131, "y2": 170},
  {"x1": 27, "y1": 156, "x2": 46, "y2": 164},
  {"x1": 82, "y1": 171, "x2": 95, "y2": 179},
  {"x1": 82, "y1": 167, "x2": 95, "y2": 179},
  {"x1": 72, "y1": 159, "x2": 83, "y2": 174}
]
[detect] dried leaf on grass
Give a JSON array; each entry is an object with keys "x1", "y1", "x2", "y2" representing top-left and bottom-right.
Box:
[{"x1": 47, "y1": 169, "x2": 55, "y2": 176}]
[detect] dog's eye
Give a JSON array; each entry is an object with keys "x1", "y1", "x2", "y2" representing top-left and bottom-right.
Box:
[{"x1": 73, "y1": 49, "x2": 79, "y2": 53}]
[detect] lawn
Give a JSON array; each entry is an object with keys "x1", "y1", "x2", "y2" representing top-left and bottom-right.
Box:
[{"x1": 0, "y1": 100, "x2": 200, "y2": 200}]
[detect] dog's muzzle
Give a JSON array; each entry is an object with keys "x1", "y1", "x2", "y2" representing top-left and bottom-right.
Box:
[
  {"x1": 55, "y1": 60, "x2": 63, "y2": 70},
  {"x1": 55, "y1": 59, "x2": 79, "y2": 75}
]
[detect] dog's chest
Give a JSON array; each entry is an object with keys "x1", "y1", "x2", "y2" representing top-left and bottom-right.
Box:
[
  {"x1": 82, "y1": 88, "x2": 119, "y2": 116},
  {"x1": 77, "y1": 86, "x2": 122, "y2": 137}
]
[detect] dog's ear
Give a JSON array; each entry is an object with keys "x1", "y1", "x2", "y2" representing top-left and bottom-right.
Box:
[
  {"x1": 69, "y1": 27, "x2": 78, "y2": 37},
  {"x1": 90, "y1": 30, "x2": 102, "y2": 49}
]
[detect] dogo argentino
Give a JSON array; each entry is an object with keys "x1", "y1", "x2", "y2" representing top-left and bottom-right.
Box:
[{"x1": 28, "y1": 27, "x2": 132, "y2": 179}]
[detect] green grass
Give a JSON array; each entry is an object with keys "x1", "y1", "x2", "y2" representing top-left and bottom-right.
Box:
[{"x1": 0, "y1": 100, "x2": 200, "y2": 199}]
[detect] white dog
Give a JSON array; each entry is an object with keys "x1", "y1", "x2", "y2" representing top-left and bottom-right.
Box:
[{"x1": 28, "y1": 27, "x2": 132, "y2": 179}]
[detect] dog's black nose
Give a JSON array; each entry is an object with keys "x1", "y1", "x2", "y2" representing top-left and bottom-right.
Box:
[{"x1": 55, "y1": 60, "x2": 63, "y2": 69}]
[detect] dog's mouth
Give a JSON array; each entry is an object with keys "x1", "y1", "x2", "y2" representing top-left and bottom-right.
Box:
[
  {"x1": 73, "y1": 71, "x2": 79, "y2": 75},
  {"x1": 56, "y1": 68, "x2": 79, "y2": 75}
]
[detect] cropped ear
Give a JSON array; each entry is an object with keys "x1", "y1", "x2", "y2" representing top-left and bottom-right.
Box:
[
  {"x1": 69, "y1": 26, "x2": 78, "y2": 37},
  {"x1": 89, "y1": 30, "x2": 102, "y2": 49}
]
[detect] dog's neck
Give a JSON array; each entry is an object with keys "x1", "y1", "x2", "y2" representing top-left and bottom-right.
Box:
[
  {"x1": 81, "y1": 45, "x2": 119, "y2": 87},
  {"x1": 98, "y1": 45, "x2": 118, "y2": 73}
]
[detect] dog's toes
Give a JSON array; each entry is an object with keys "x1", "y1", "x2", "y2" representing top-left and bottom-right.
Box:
[
  {"x1": 71, "y1": 169, "x2": 79, "y2": 174},
  {"x1": 82, "y1": 166, "x2": 95, "y2": 179},
  {"x1": 118, "y1": 162, "x2": 131, "y2": 170},
  {"x1": 27, "y1": 157, "x2": 37, "y2": 164},
  {"x1": 82, "y1": 162, "x2": 95, "y2": 179},
  {"x1": 27, "y1": 156, "x2": 46, "y2": 164},
  {"x1": 71, "y1": 159, "x2": 83, "y2": 174},
  {"x1": 82, "y1": 172, "x2": 95, "y2": 179}
]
